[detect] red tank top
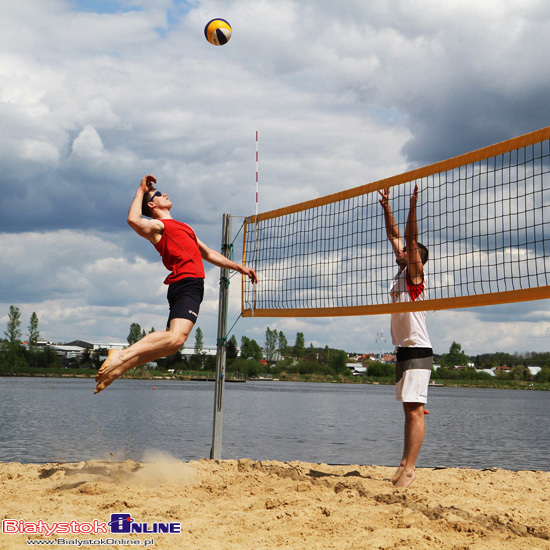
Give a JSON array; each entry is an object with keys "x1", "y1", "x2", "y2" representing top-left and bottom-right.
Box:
[{"x1": 154, "y1": 219, "x2": 205, "y2": 284}]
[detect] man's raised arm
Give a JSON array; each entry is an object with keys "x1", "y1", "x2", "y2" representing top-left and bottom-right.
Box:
[
  {"x1": 127, "y1": 175, "x2": 164, "y2": 243},
  {"x1": 404, "y1": 184, "x2": 424, "y2": 284},
  {"x1": 378, "y1": 187, "x2": 403, "y2": 258}
]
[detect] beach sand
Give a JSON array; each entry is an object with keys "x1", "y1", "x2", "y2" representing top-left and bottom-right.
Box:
[{"x1": 1, "y1": 455, "x2": 549, "y2": 549}]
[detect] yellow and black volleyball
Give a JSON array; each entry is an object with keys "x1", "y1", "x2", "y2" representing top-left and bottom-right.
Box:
[{"x1": 204, "y1": 18, "x2": 232, "y2": 46}]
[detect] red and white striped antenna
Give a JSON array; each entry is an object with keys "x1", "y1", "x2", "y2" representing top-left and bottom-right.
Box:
[
  {"x1": 252, "y1": 131, "x2": 259, "y2": 316},
  {"x1": 255, "y1": 130, "x2": 259, "y2": 222}
]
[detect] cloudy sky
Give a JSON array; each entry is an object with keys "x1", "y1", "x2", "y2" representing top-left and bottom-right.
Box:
[{"x1": 1, "y1": 0, "x2": 550, "y2": 357}]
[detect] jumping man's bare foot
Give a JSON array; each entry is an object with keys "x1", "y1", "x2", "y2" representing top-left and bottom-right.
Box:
[
  {"x1": 392, "y1": 466, "x2": 404, "y2": 485},
  {"x1": 94, "y1": 349, "x2": 124, "y2": 394},
  {"x1": 394, "y1": 468, "x2": 416, "y2": 489}
]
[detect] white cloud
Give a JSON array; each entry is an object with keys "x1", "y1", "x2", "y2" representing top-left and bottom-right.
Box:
[
  {"x1": 20, "y1": 139, "x2": 60, "y2": 165},
  {"x1": 71, "y1": 125, "x2": 106, "y2": 158},
  {"x1": 1, "y1": 0, "x2": 549, "y2": 355}
]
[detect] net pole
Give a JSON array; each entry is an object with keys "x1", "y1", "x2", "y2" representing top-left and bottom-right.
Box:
[{"x1": 210, "y1": 213, "x2": 232, "y2": 460}]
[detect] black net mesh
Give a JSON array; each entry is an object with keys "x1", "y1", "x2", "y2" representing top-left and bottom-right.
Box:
[{"x1": 243, "y1": 134, "x2": 550, "y2": 316}]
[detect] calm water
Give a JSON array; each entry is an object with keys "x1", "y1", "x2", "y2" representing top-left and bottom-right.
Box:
[{"x1": 0, "y1": 377, "x2": 548, "y2": 470}]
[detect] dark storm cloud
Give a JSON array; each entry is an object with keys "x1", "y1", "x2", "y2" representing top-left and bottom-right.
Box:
[
  {"x1": 401, "y1": 85, "x2": 550, "y2": 167},
  {"x1": 1, "y1": 0, "x2": 549, "y2": 354}
]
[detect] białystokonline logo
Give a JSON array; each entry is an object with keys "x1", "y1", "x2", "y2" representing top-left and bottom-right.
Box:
[
  {"x1": 108, "y1": 514, "x2": 181, "y2": 534},
  {"x1": 2, "y1": 513, "x2": 181, "y2": 536}
]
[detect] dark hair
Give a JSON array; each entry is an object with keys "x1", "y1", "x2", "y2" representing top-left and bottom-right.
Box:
[
  {"x1": 141, "y1": 189, "x2": 156, "y2": 218},
  {"x1": 417, "y1": 242, "x2": 429, "y2": 265}
]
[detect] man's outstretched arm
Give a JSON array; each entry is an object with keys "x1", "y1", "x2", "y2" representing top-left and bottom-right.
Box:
[{"x1": 197, "y1": 239, "x2": 258, "y2": 283}]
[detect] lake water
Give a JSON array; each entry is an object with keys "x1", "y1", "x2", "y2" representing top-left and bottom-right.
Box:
[{"x1": 0, "y1": 377, "x2": 548, "y2": 470}]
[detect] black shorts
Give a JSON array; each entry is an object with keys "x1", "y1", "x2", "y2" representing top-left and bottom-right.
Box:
[
  {"x1": 166, "y1": 277, "x2": 204, "y2": 327},
  {"x1": 395, "y1": 347, "x2": 433, "y2": 384}
]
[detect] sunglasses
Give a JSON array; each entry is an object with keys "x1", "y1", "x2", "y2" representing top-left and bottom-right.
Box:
[{"x1": 148, "y1": 191, "x2": 162, "y2": 203}]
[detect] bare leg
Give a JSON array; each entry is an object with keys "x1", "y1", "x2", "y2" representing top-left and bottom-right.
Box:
[
  {"x1": 94, "y1": 318, "x2": 194, "y2": 394},
  {"x1": 393, "y1": 402, "x2": 425, "y2": 489}
]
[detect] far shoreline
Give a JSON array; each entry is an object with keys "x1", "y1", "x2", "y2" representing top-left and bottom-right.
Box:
[{"x1": 1, "y1": 368, "x2": 549, "y2": 391}]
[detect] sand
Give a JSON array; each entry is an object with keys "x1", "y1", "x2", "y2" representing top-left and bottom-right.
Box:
[{"x1": 1, "y1": 455, "x2": 549, "y2": 550}]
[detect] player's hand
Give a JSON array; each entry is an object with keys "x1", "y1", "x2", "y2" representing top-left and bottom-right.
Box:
[
  {"x1": 243, "y1": 267, "x2": 258, "y2": 284},
  {"x1": 410, "y1": 184, "x2": 418, "y2": 207},
  {"x1": 140, "y1": 174, "x2": 157, "y2": 193},
  {"x1": 378, "y1": 188, "x2": 390, "y2": 208}
]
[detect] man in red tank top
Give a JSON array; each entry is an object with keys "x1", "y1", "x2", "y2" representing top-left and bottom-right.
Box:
[{"x1": 94, "y1": 175, "x2": 257, "y2": 393}]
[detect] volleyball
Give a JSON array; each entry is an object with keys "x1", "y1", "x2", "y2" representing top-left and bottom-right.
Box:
[{"x1": 204, "y1": 18, "x2": 232, "y2": 46}]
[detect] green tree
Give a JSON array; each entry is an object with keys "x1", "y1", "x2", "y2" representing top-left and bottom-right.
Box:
[
  {"x1": 328, "y1": 349, "x2": 348, "y2": 373},
  {"x1": 367, "y1": 362, "x2": 396, "y2": 377},
  {"x1": 457, "y1": 367, "x2": 478, "y2": 380},
  {"x1": 305, "y1": 344, "x2": 328, "y2": 363},
  {"x1": 162, "y1": 349, "x2": 183, "y2": 369},
  {"x1": 194, "y1": 327, "x2": 204, "y2": 355},
  {"x1": 204, "y1": 354, "x2": 216, "y2": 371},
  {"x1": 510, "y1": 365, "x2": 530, "y2": 381},
  {"x1": 226, "y1": 335, "x2": 238, "y2": 362},
  {"x1": 5, "y1": 305, "x2": 22, "y2": 344},
  {"x1": 278, "y1": 331, "x2": 289, "y2": 357},
  {"x1": 292, "y1": 332, "x2": 305, "y2": 359},
  {"x1": 1, "y1": 306, "x2": 25, "y2": 369},
  {"x1": 240, "y1": 336, "x2": 251, "y2": 359},
  {"x1": 228, "y1": 358, "x2": 261, "y2": 378},
  {"x1": 443, "y1": 341, "x2": 469, "y2": 367},
  {"x1": 25, "y1": 312, "x2": 41, "y2": 368},
  {"x1": 27, "y1": 312, "x2": 40, "y2": 352},
  {"x1": 240, "y1": 336, "x2": 263, "y2": 361},
  {"x1": 443, "y1": 366, "x2": 462, "y2": 379},
  {"x1": 190, "y1": 327, "x2": 205, "y2": 368},
  {"x1": 127, "y1": 323, "x2": 142, "y2": 345},
  {"x1": 26, "y1": 345, "x2": 61, "y2": 369},
  {"x1": 264, "y1": 327, "x2": 278, "y2": 363}
]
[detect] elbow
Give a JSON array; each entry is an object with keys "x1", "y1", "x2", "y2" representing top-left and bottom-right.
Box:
[
  {"x1": 404, "y1": 231, "x2": 416, "y2": 245},
  {"x1": 127, "y1": 217, "x2": 139, "y2": 230}
]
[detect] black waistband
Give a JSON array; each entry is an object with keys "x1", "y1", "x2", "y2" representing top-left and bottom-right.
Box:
[{"x1": 396, "y1": 347, "x2": 433, "y2": 362}]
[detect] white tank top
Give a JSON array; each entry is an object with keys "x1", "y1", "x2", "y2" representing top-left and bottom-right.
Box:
[{"x1": 390, "y1": 268, "x2": 432, "y2": 349}]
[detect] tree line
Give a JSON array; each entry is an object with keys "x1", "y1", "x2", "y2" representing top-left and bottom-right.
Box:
[
  {"x1": 0, "y1": 305, "x2": 114, "y2": 370},
  {"x1": 2, "y1": 306, "x2": 550, "y2": 383},
  {"x1": 0, "y1": 306, "x2": 49, "y2": 369},
  {"x1": 150, "y1": 325, "x2": 350, "y2": 379},
  {"x1": 432, "y1": 341, "x2": 550, "y2": 383},
  {"x1": 435, "y1": 340, "x2": 550, "y2": 369}
]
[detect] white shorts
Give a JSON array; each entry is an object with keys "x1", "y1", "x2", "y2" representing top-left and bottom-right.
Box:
[{"x1": 395, "y1": 369, "x2": 431, "y2": 403}]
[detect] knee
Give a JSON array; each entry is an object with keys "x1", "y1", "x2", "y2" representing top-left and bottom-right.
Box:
[
  {"x1": 404, "y1": 403, "x2": 425, "y2": 419},
  {"x1": 167, "y1": 332, "x2": 189, "y2": 354}
]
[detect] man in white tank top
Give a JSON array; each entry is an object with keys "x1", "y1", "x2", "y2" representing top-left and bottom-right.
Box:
[{"x1": 379, "y1": 184, "x2": 432, "y2": 489}]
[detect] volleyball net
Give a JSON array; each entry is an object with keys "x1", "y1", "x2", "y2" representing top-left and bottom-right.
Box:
[{"x1": 241, "y1": 127, "x2": 550, "y2": 317}]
